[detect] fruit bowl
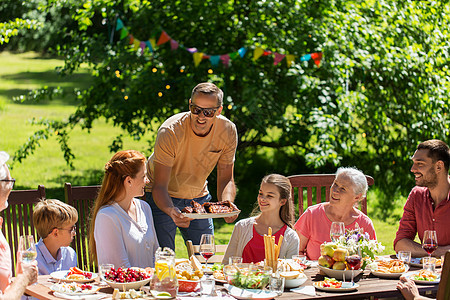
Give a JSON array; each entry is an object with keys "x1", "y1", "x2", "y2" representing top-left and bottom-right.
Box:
[
  {"x1": 178, "y1": 279, "x2": 200, "y2": 292},
  {"x1": 105, "y1": 278, "x2": 151, "y2": 291},
  {"x1": 223, "y1": 263, "x2": 272, "y2": 289},
  {"x1": 104, "y1": 267, "x2": 152, "y2": 291},
  {"x1": 318, "y1": 265, "x2": 363, "y2": 281}
]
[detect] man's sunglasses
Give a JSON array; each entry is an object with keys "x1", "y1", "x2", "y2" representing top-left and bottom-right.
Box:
[{"x1": 189, "y1": 104, "x2": 220, "y2": 118}]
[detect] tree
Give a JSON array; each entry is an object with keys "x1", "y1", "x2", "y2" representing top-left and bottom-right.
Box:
[{"x1": 11, "y1": 0, "x2": 450, "y2": 215}]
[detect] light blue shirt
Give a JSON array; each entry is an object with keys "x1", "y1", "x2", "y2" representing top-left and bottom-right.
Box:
[{"x1": 35, "y1": 238, "x2": 77, "y2": 275}]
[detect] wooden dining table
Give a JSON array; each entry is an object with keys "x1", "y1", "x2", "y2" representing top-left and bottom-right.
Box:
[{"x1": 25, "y1": 265, "x2": 439, "y2": 300}]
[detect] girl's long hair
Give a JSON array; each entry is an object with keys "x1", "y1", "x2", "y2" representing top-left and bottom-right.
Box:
[
  {"x1": 88, "y1": 150, "x2": 146, "y2": 264},
  {"x1": 251, "y1": 174, "x2": 294, "y2": 228}
]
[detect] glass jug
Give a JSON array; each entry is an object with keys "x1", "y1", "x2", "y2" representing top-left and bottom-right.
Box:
[{"x1": 151, "y1": 247, "x2": 178, "y2": 297}]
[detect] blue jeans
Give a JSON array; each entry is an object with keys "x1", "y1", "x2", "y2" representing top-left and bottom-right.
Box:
[{"x1": 145, "y1": 192, "x2": 214, "y2": 250}]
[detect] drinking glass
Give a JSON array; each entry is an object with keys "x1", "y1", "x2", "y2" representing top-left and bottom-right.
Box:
[
  {"x1": 99, "y1": 263, "x2": 114, "y2": 283},
  {"x1": 269, "y1": 276, "x2": 285, "y2": 296},
  {"x1": 330, "y1": 222, "x2": 345, "y2": 242},
  {"x1": 201, "y1": 277, "x2": 215, "y2": 296},
  {"x1": 345, "y1": 254, "x2": 361, "y2": 286},
  {"x1": 199, "y1": 234, "x2": 215, "y2": 268},
  {"x1": 397, "y1": 251, "x2": 411, "y2": 264},
  {"x1": 229, "y1": 256, "x2": 242, "y2": 265},
  {"x1": 19, "y1": 235, "x2": 37, "y2": 264},
  {"x1": 422, "y1": 230, "x2": 438, "y2": 257},
  {"x1": 422, "y1": 256, "x2": 436, "y2": 273}
]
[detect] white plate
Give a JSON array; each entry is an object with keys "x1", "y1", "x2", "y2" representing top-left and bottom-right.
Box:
[
  {"x1": 50, "y1": 283, "x2": 100, "y2": 295},
  {"x1": 318, "y1": 265, "x2": 363, "y2": 281},
  {"x1": 182, "y1": 210, "x2": 240, "y2": 219},
  {"x1": 409, "y1": 257, "x2": 442, "y2": 268},
  {"x1": 403, "y1": 271, "x2": 440, "y2": 285},
  {"x1": 371, "y1": 265, "x2": 409, "y2": 279},
  {"x1": 225, "y1": 284, "x2": 278, "y2": 300},
  {"x1": 313, "y1": 281, "x2": 359, "y2": 292},
  {"x1": 50, "y1": 270, "x2": 97, "y2": 283}
]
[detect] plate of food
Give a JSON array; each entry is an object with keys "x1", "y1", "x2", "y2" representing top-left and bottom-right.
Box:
[
  {"x1": 50, "y1": 267, "x2": 97, "y2": 283},
  {"x1": 371, "y1": 259, "x2": 409, "y2": 279},
  {"x1": 313, "y1": 277, "x2": 359, "y2": 292},
  {"x1": 318, "y1": 265, "x2": 363, "y2": 281},
  {"x1": 211, "y1": 263, "x2": 226, "y2": 283},
  {"x1": 112, "y1": 288, "x2": 150, "y2": 299},
  {"x1": 181, "y1": 200, "x2": 240, "y2": 219},
  {"x1": 224, "y1": 284, "x2": 278, "y2": 300},
  {"x1": 404, "y1": 270, "x2": 440, "y2": 285},
  {"x1": 50, "y1": 282, "x2": 100, "y2": 295},
  {"x1": 410, "y1": 257, "x2": 442, "y2": 268}
]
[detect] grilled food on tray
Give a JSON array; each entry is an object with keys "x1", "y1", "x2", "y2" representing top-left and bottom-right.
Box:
[{"x1": 182, "y1": 200, "x2": 239, "y2": 214}]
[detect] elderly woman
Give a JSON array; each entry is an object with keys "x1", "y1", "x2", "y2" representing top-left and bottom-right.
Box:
[
  {"x1": 0, "y1": 151, "x2": 38, "y2": 299},
  {"x1": 294, "y1": 167, "x2": 376, "y2": 260}
]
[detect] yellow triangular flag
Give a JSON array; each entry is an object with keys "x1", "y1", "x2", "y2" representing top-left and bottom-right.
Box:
[
  {"x1": 286, "y1": 54, "x2": 296, "y2": 67},
  {"x1": 253, "y1": 47, "x2": 264, "y2": 61},
  {"x1": 193, "y1": 52, "x2": 204, "y2": 67},
  {"x1": 149, "y1": 38, "x2": 156, "y2": 49},
  {"x1": 133, "y1": 39, "x2": 140, "y2": 50}
]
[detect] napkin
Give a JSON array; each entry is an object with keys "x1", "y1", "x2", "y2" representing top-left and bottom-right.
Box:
[{"x1": 290, "y1": 285, "x2": 316, "y2": 296}]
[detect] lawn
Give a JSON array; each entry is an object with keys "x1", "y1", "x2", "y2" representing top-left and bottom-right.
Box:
[{"x1": 0, "y1": 51, "x2": 404, "y2": 258}]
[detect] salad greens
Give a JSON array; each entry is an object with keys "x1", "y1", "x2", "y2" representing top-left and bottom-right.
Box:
[
  {"x1": 230, "y1": 270, "x2": 269, "y2": 289},
  {"x1": 211, "y1": 263, "x2": 223, "y2": 271}
]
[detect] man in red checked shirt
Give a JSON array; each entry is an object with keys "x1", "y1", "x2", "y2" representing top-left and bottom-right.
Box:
[{"x1": 394, "y1": 139, "x2": 450, "y2": 258}]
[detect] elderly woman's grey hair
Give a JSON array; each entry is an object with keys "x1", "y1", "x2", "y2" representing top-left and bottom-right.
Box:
[
  {"x1": 335, "y1": 166, "x2": 368, "y2": 197},
  {"x1": 0, "y1": 151, "x2": 10, "y2": 180}
]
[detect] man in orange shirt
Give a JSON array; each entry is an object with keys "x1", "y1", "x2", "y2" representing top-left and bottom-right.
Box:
[{"x1": 145, "y1": 82, "x2": 238, "y2": 250}]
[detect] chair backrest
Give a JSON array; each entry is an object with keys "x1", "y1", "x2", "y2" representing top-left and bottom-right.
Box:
[
  {"x1": 0, "y1": 185, "x2": 46, "y2": 276},
  {"x1": 185, "y1": 240, "x2": 227, "y2": 264},
  {"x1": 64, "y1": 182, "x2": 100, "y2": 272},
  {"x1": 437, "y1": 250, "x2": 450, "y2": 300},
  {"x1": 288, "y1": 174, "x2": 374, "y2": 216}
]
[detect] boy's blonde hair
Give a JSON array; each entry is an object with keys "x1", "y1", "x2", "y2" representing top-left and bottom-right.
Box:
[{"x1": 33, "y1": 199, "x2": 78, "y2": 239}]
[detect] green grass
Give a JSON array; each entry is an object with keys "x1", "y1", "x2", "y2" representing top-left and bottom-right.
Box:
[{"x1": 0, "y1": 51, "x2": 406, "y2": 258}]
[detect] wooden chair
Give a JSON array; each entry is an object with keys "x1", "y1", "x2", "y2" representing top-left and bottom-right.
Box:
[
  {"x1": 288, "y1": 174, "x2": 374, "y2": 216},
  {"x1": 64, "y1": 182, "x2": 100, "y2": 272},
  {"x1": 186, "y1": 240, "x2": 228, "y2": 264},
  {"x1": 0, "y1": 185, "x2": 46, "y2": 276},
  {"x1": 437, "y1": 250, "x2": 450, "y2": 300}
]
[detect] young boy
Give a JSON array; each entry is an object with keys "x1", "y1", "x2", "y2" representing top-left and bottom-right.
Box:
[{"x1": 33, "y1": 199, "x2": 78, "y2": 275}]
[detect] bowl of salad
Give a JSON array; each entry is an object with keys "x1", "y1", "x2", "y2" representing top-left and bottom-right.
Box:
[{"x1": 223, "y1": 263, "x2": 272, "y2": 289}]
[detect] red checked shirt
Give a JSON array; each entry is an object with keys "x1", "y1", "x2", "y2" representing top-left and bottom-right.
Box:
[{"x1": 394, "y1": 186, "x2": 450, "y2": 248}]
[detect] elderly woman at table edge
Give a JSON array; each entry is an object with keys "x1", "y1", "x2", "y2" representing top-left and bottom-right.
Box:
[
  {"x1": 223, "y1": 174, "x2": 299, "y2": 264},
  {"x1": 89, "y1": 150, "x2": 159, "y2": 268},
  {"x1": 0, "y1": 151, "x2": 38, "y2": 300},
  {"x1": 294, "y1": 167, "x2": 377, "y2": 260}
]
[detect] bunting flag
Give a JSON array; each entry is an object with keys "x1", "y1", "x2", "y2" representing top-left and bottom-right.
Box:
[
  {"x1": 253, "y1": 47, "x2": 264, "y2": 61},
  {"x1": 113, "y1": 18, "x2": 322, "y2": 69},
  {"x1": 170, "y1": 39, "x2": 179, "y2": 50},
  {"x1": 310, "y1": 52, "x2": 323, "y2": 67},
  {"x1": 193, "y1": 52, "x2": 204, "y2": 67},
  {"x1": 210, "y1": 55, "x2": 220, "y2": 67},
  {"x1": 286, "y1": 54, "x2": 296, "y2": 67},
  {"x1": 220, "y1": 54, "x2": 230, "y2": 67},
  {"x1": 157, "y1": 31, "x2": 171, "y2": 46},
  {"x1": 273, "y1": 53, "x2": 286, "y2": 66}
]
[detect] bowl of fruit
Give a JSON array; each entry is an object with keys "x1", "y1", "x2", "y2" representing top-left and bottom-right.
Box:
[
  {"x1": 223, "y1": 263, "x2": 272, "y2": 289},
  {"x1": 104, "y1": 267, "x2": 152, "y2": 291},
  {"x1": 317, "y1": 245, "x2": 363, "y2": 280}
]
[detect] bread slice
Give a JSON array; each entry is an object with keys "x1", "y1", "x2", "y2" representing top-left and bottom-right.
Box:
[
  {"x1": 175, "y1": 258, "x2": 190, "y2": 265},
  {"x1": 190, "y1": 255, "x2": 202, "y2": 271},
  {"x1": 287, "y1": 260, "x2": 302, "y2": 272},
  {"x1": 279, "y1": 271, "x2": 300, "y2": 279}
]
